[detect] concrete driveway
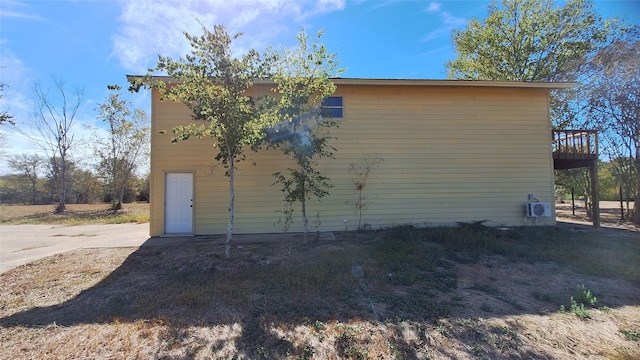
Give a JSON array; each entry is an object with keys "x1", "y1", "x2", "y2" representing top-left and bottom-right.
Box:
[{"x1": 0, "y1": 223, "x2": 149, "y2": 274}]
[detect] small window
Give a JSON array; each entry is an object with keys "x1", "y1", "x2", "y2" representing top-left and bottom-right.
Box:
[{"x1": 321, "y1": 96, "x2": 343, "y2": 118}]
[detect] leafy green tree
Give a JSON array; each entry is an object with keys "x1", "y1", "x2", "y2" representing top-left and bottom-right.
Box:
[
  {"x1": 45, "y1": 156, "x2": 74, "y2": 205},
  {"x1": 611, "y1": 157, "x2": 637, "y2": 199},
  {"x1": 447, "y1": 0, "x2": 607, "y2": 81},
  {"x1": 584, "y1": 27, "x2": 640, "y2": 223},
  {"x1": 44, "y1": 157, "x2": 103, "y2": 204},
  {"x1": 69, "y1": 168, "x2": 103, "y2": 204},
  {"x1": 265, "y1": 30, "x2": 343, "y2": 236},
  {"x1": 129, "y1": 173, "x2": 150, "y2": 202},
  {"x1": 130, "y1": 24, "x2": 274, "y2": 258},
  {"x1": 446, "y1": 0, "x2": 609, "y2": 127},
  {"x1": 555, "y1": 168, "x2": 594, "y2": 215},
  {"x1": 94, "y1": 85, "x2": 149, "y2": 211},
  {"x1": 556, "y1": 159, "x2": 628, "y2": 202},
  {"x1": 0, "y1": 175, "x2": 25, "y2": 204},
  {"x1": 7, "y1": 154, "x2": 43, "y2": 205},
  {"x1": 602, "y1": 158, "x2": 637, "y2": 219},
  {"x1": 596, "y1": 161, "x2": 618, "y2": 201}
]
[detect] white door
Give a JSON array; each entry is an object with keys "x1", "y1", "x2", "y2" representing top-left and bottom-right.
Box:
[{"x1": 165, "y1": 173, "x2": 193, "y2": 234}]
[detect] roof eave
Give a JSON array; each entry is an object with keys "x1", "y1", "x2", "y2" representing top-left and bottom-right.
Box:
[
  {"x1": 127, "y1": 75, "x2": 576, "y2": 89},
  {"x1": 328, "y1": 78, "x2": 577, "y2": 89}
]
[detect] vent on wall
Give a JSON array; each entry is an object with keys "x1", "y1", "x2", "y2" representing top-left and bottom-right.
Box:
[{"x1": 526, "y1": 202, "x2": 551, "y2": 217}]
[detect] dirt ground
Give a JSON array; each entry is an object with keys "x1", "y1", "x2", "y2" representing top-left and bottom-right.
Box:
[
  {"x1": 0, "y1": 220, "x2": 638, "y2": 359},
  {"x1": 555, "y1": 200, "x2": 637, "y2": 231}
]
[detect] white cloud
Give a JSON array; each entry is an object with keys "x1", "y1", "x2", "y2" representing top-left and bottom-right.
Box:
[
  {"x1": 0, "y1": 49, "x2": 33, "y2": 115},
  {"x1": 366, "y1": 1, "x2": 398, "y2": 11},
  {"x1": 0, "y1": 49, "x2": 46, "y2": 174},
  {"x1": 112, "y1": 0, "x2": 345, "y2": 73},
  {"x1": 417, "y1": 45, "x2": 450, "y2": 57},
  {"x1": 0, "y1": 0, "x2": 44, "y2": 20},
  {"x1": 426, "y1": 2, "x2": 441, "y2": 13},
  {"x1": 422, "y1": 28, "x2": 448, "y2": 42},
  {"x1": 422, "y1": 6, "x2": 467, "y2": 42},
  {"x1": 441, "y1": 11, "x2": 467, "y2": 27},
  {"x1": 0, "y1": 48, "x2": 36, "y2": 166}
]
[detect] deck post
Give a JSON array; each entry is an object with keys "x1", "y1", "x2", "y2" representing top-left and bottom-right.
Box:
[
  {"x1": 619, "y1": 186, "x2": 624, "y2": 220},
  {"x1": 590, "y1": 160, "x2": 600, "y2": 228}
]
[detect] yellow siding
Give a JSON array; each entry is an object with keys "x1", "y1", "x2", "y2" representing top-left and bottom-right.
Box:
[{"x1": 149, "y1": 84, "x2": 555, "y2": 236}]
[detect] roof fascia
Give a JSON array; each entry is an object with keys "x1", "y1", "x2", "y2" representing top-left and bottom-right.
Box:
[
  {"x1": 127, "y1": 75, "x2": 576, "y2": 90},
  {"x1": 328, "y1": 78, "x2": 576, "y2": 89}
]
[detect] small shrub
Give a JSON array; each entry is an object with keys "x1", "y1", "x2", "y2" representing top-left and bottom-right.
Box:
[
  {"x1": 559, "y1": 285, "x2": 598, "y2": 319},
  {"x1": 620, "y1": 329, "x2": 640, "y2": 342},
  {"x1": 568, "y1": 297, "x2": 591, "y2": 319},
  {"x1": 347, "y1": 153, "x2": 384, "y2": 230},
  {"x1": 336, "y1": 325, "x2": 368, "y2": 360},
  {"x1": 312, "y1": 320, "x2": 325, "y2": 333},
  {"x1": 298, "y1": 344, "x2": 315, "y2": 359},
  {"x1": 571, "y1": 284, "x2": 597, "y2": 307}
]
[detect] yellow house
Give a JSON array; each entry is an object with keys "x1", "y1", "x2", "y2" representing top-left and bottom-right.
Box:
[{"x1": 146, "y1": 78, "x2": 575, "y2": 237}]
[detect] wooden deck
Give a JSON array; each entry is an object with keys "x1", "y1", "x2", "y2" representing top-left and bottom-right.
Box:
[
  {"x1": 552, "y1": 130, "x2": 598, "y2": 169},
  {"x1": 552, "y1": 129, "x2": 600, "y2": 227}
]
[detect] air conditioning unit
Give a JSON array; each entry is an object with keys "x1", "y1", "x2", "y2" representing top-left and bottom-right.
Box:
[{"x1": 526, "y1": 202, "x2": 551, "y2": 217}]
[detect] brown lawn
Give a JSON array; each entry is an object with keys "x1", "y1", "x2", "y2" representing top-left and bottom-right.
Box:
[
  {"x1": 0, "y1": 218, "x2": 638, "y2": 359},
  {"x1": 0, "y1": 203, "x2": 150, "y2": 224}
]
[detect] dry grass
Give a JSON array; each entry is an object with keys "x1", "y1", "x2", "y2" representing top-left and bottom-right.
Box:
[
  {"x1": 0, "y1": 203, "x2": 150, "y2": 225},
  {"x1": 556, "y1": 201, "x2": 637, "y2": 230},
  {"x1": 1, "y1": 225, "x2": 639, "y2": 359}
]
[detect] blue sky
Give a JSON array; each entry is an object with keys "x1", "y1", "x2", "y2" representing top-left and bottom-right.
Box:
[{"x1": 1, "y1": 0, "x2": 639, "y2": 173}]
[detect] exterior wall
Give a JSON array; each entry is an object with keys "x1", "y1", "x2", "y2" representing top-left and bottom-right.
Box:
[{"x1": 149, "y1": 83, "x2": 556, "y2": 236}]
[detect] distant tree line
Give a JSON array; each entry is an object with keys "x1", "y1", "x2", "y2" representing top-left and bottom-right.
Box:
[{"x1": 1, "y1": 156, "x2": 149, "y2": 205}]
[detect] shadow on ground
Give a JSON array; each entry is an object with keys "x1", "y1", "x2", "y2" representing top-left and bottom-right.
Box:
[
  {"x1": 1, "y1": 226, "x2": 639, "y2": 358},
  {"x1": 2, "y1": 234, "x2": 386, "y2": 357}
]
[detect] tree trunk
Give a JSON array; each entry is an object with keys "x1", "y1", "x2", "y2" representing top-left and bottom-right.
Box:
[
  {"x1": 113, "y1": 193, "x2": 123, "y2": 211},
  {"x1": 301, "y1": 169, "x2": 309, "y2": 237},
  {"x1": 633, "y1": 197, "x2": 640, "y2": 225},
  {"x1": 31, "y1": 178, "x2": 37, "y2": 205},
  {"x1": 584, "y1": 192, "x2": 591, "y2": 218},
  {"x1": 111, "y1": 167, "x2": 119, "y2": 210},
  {"x1": 115, "y1": 169, "x2": 129, "y2": 211},
  {"x1": 633, "y1": 171, "x2": 640, "y2": 225},
  {"x1": 111, "y1": 124, "x2": 117, "y2": 209},
  {"x1": 358, "y1": 188, "x2": 363, "y2": 230},
  {"x1": 56, "y1": 152, "x2": 67, "y2": 213},
  {"x1": 226, "y1": 154, "x2": 235, "y2": 259},
  {"x1": 633, "y1": 150, "x2": 640, "y2": 225}
]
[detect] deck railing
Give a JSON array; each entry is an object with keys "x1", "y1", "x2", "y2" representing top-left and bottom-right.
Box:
[{"x1": 552, "y1": 130, "x2": 598, "y2": 159}]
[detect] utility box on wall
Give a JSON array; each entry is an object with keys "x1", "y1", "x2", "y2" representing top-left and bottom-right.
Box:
[{"x1": 526, "y1": 202, "x2": 552, "y2": 217}]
